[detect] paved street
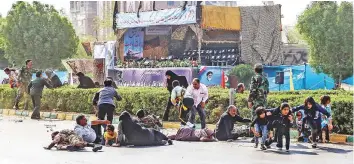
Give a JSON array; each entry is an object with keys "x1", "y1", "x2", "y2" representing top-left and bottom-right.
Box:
[{"x1": 0, "y1": 115, "x2": 353, "y2": 164}]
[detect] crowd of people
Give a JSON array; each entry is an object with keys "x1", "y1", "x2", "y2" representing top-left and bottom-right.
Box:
[{"x1": 2, "y1": 60, "x2": 334, "y2": 153}]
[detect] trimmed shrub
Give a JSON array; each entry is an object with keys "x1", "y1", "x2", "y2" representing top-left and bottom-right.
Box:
[{"x1": 0, "y1": 86, "x2": 352, "y2": 134}]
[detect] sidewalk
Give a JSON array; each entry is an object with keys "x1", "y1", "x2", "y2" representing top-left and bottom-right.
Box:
[{"x1": 0, "y1": 108, "x2": 352, "y2": 144}]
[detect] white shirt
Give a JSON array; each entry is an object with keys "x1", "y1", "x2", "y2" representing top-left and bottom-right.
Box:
[{"x1": 186, "y1": 83, "x2": 208, "y2": 107}]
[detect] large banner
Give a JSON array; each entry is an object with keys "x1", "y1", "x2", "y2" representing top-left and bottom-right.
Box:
[
  {"x1": 198, "y1": 66, "x2": 232, "y2": 86},
  {"x1": 116, "y1": 6, "x2": 196, "y2": 29},
  {"x1": 202, "y1": 6, "x2": 241, "y2": 31},
  {"x1": 124, "y1": 28, "x2": 144, "y2": 59},
  {"x1": 108, "y1": 68, "x2": 193, "y2": 87}
]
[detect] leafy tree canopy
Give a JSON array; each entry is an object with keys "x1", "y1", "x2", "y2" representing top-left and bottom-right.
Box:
[
  {"x1": 296, "y1": 1, "x2": 353, "y2": 83},
  {"x1": 3, "y1": 1, "x2": 79, "y2": 69},
  {"x1": 228, "y1": 64, "x2": 255, "y2": 88}
]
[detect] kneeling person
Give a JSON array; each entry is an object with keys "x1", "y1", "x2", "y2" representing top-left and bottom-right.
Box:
[
  {"x1": 136, "y1": 109, "x2": 163, "y2": 130},
  {"x1": 215, "y1": 105, "x2": 251, "y2": 141}
]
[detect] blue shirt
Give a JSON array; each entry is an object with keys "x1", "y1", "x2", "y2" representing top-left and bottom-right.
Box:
[
  {"x1": 93, "y1": 87, "x2": 122, "y2": 107},
  {"x1": 74, "y1": 124, "x2": 96, "y2": 143}
]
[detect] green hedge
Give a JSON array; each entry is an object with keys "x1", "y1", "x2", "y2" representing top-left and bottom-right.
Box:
[{"x1": 0, "y1": 85, "x2": 352, "y2": 134}]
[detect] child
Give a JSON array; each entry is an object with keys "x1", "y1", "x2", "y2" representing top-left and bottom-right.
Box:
[
  {"x1": 292, "y1": 96, "x2": 331, "y2": 148},
  {"x1": 251, "y1": 107, "x2": 270, "y2": 150},
  {"x1": 273, "y1": 103, "x2": 293, "y2": 152},
  {"x1": 319, "y1": 95, "x2": 332, "y2": 143},
  {"x1": 295, "y1": 111, "x2": 309, "y2": 142},
  {"x1": 102, "y1": 124, "x2": 118, "y2": 146}
]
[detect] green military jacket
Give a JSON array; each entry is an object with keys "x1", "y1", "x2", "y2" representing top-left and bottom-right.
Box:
[
  {"x1": 18, "y1": 66, "x2": 36, "y2": 85},
  {"x1": 248, "y1": 73, "x2": 270, "y2": 108},
  {"x1": 28, "y1": 77, "x2": 52, "y2": 96}
]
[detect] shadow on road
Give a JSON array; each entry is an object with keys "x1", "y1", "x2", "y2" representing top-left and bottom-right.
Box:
[
  {"x1": 265, "y1": 149, "x2": 318, "y2": 155},
  {"x1": 317, "y1": 146, "x2": 353, "y2": 154}
]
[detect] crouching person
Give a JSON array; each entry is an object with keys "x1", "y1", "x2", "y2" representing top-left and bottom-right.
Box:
[
  {"x1": 135, "y1": 109, "x2": 163, "y2": 130},
  {"x1": 44, "y1": 129, "x2": 102, "y2": 152},
  {"x1": 251, "y1": 107, "x2": 271, "y2": 150},
  {"x1": 215, "y1": 105, "x2": 251, "y2": 141}
]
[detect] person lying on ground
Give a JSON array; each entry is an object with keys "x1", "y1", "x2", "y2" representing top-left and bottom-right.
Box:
[
  {"x1": 102, "y1": 124, "x2": 119, "y2": 147},
  {"x1": 44, "y1": 129, "x2": 102, "y2": 152},
  {"x1": 74, "y1": 115, "x2": 111, "y2": 144},
  {"x1": 292, "y1": 96, "x2": 331, "y2": 148},
  {"x1": 135, "y1": 109, "x2": 163, "y2": 130},
  {"x1": 117, "y1": 111, "x2": 172, "y2": 146},
  {"x1": 215, "y1": 105, "x2": 251, "y2": 141},
  {"x1": 168, "y1": 127, "x2": 216, "y2": 142}
]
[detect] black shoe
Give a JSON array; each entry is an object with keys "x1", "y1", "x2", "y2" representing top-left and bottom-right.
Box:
[
  {"x1": 254, "y1": 143, "x2": 258, "y2": 148},
  {"x1": 31, "y1": 116, "x2": 40, "y2": 120},
  {"x1": 168, "y1": 139, "x2": 173, "y2": 145},
  {"x1": 260, "y1": 144, "x2": 267, "y2": 150},
  {"x1": 266, "y1": 145, "x2": 271, "y2": 149},
  {"x1": 311, "y1": 143, "x2": 317, "y2": 148},
  {"x1": 286, "y1": 149, "x2": 290, "y2": 153},
  {"x1": 92, "y1": 145, "x2": 102, "y2": 152},
  {"x1": 251, "y1": 138, "x2": 255, "y2": 143}
]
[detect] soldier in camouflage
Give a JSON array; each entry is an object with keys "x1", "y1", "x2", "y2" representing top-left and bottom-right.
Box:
[
  {"x1": 44, "y1": 129, "x2": 102, "y2": 152},
  {"x1": 14, "y1": 60, "x2": 36, "y2": 110},
  {"x1": 135, "y1": 109, "x2": 163, "y2": 130},
  {"x1": 248, "y1": 63, "x2": 270, "y2": 118}
]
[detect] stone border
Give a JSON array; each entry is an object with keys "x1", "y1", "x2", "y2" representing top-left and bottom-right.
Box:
[{"x1": 0, "y1": 109, "x2": 352, "y2": 143}]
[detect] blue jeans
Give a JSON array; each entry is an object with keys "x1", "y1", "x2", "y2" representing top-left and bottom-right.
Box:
[
  {"x1": 255, "y1": 124, "x2": 268, "y2": 145},
  {"x1": 188, "y1": 104, "x2": 206, "y2": 129}
]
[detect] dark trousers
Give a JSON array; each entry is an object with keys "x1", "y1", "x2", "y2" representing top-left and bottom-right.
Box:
[
  {"x1": 179, "y1": 97, "x2": 194, "y2": 125},
  {"x1": 98, "y1": 103, "x2": 115, "y2": 130},
  {"x1": 303, "y1": 117, "x2": 320, "y2": 143},
  {"x1": 319, "y1": 125, "x2": 330, "y2": 141},
  {"x1": 276, "y1": 127, "x2": 290, "y2": 150},
  {"x1": 188, "y1": 104, "x2": 206, "y2": 129},
  {"x1": 163, "y1": 97, "x2": 174, "y2": 121},
  {"x1": 31, "y1": 95, "x2": 41, "y2": 118}
]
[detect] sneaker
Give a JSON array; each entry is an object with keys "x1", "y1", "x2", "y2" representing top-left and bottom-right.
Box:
[
  {"x1": 254, "y1": 143, "x2": 258, "y2": 148},
  {"x1": 266, "y1": 145, "x2": 271, "y2": 149},
  {"x1": 286, "y1": 149, "x2": 290, "y2": 153},
  {"x1": 277, "y1": 146, "x2": 282, "y2": 151},
  {"x1": 260, "y1": 144, "x2": 267, "y2": 150},
  {"x1": 186, "y1": 122, "x2": 195, "y2": 128},
  {"x1": 92, "y1": 145, "x2": 103, "y2": 152}
]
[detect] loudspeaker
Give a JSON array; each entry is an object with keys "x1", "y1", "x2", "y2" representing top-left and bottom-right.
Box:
[{"x1": 275, "y1": 72, "x2": 284, "y2": 84}]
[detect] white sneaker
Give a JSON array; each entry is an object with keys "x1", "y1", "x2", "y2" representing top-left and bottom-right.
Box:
[{"x1": 186, "y1": 122, "x2": 195, "y2": 128}]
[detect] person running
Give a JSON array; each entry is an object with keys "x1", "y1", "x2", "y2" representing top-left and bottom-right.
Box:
[
  {"x1": 14, "y1": 59, "x2": 36, "y2": 110},
  {"x1": 292, "y1": 97, "x2": 332, "y2": 148},
  {"x1": 3, "y1": 67, "x2": 18, "y2": 88},
  {"x1": 271, "y1": 103, "x2": 293, "y2": 152},
  {"x1": 250, "y1": 107, "x2": 271, "y2": 150},
  {"x1": 319, "y1": 95, "x2": 332, "y2": 143},
  {"x1": 215, "y1": 105, "x2": 251, "y2": 141},
  {"x1": 28, "y1": 71, "x2": 52, "y2": 119},
  {"x1": 163, "y1": 70, "x2": 188, "y2": 121},
  {"x1": 92, "y1": 79, "x2": 122, "y2": 130}
]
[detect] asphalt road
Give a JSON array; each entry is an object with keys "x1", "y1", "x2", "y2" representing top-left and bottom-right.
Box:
[{"x1": 0, "y1": 116, "x2": 353, "y2": 164}]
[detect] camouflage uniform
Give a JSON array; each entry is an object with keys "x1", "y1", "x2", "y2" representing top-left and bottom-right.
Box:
[
  {"x1": 248, "y1": 64, "x2": 269, "y2": 119},
  {"x1": 14, "y1": 66, "x2": 35, "y2": 110},
  {"x1": 53, "y1": 129, "x2": 86, "y2": 150},
  {"x1": 137, "y1": 115, "x2": 163, "y2": 130}
]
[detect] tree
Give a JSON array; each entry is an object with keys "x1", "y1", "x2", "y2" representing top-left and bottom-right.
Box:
[
  {"x1": 3, "y1": 1, "x2": 79, "y2": 69},
  {"x1": 0, "y1": 16, "x2": 7, "y2": 62},
  {"x1": 284, "y1": 26, "x2": 307, "y2": 46},
  {"x1": 297, "y1": 2, "x2": 353, "y2": 85},
  {"x1": 228, "y1": 64, "x2": 255, "y2": 88}
]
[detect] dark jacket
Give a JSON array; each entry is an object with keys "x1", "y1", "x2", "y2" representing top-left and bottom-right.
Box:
[
  {"x1": 28, "y1": 77, "x2": 52, "y2": 96},
  {"x1": 166, "y1": 70, "x2": 188, "y2": 93},
  {"x1": 49, "y1": 74, "x2": 63, "y2": 88},
  {"x1": 215, "y1": 112, "x2": 251, "y2": 141},
  {"x1": 77, "y1": 75, "x2": 95, "y2": 89},
  {"x1": 292, "y1": 103, "x2": 330, "y2": 121}
]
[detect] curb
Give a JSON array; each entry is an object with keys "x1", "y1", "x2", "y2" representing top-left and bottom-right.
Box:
[{"x1": 0, "y1": 109, "x2": 353, "y2": 143}]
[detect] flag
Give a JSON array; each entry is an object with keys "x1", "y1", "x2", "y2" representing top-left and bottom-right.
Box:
[
  {"x1": 221, "y1": 70, "x2": 225, "y2": 89},
  {"x1": 112, "y1": 1, "x2": 118, "y2": 30}
]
